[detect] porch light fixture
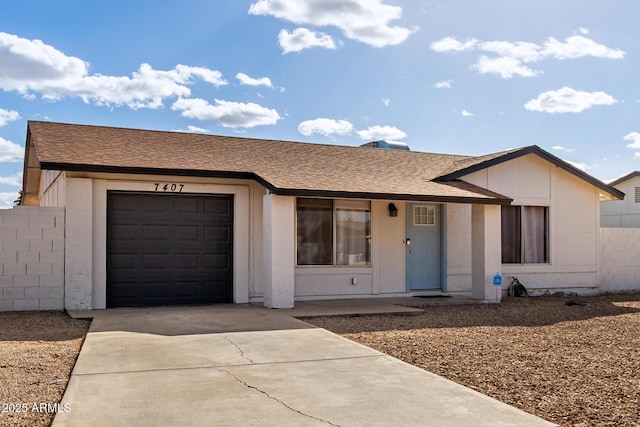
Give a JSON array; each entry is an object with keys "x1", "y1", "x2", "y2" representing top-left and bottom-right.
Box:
[{"x1": 388, "y1": 203, "x2": 398, "y2": 217}]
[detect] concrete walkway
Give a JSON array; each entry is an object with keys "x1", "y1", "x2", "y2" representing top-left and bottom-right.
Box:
[{"x1": 56, "y1": 304, "x2": 556, "y2": 426}]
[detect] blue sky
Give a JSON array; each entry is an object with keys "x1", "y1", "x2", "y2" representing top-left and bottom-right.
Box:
[{"x1": 1, "y1": 0, "x2": 639, "y2": 208}]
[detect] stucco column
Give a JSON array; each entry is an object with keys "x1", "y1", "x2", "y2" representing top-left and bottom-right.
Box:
[
  {"x1": 471, "y1": 204, "x2": 502, "y2": 302},
  {"x1": 65, "y1": 178, "x2": 94, "y2": 310},
  {"x1": 263, "y1": 194, "x2": 295, "y2": 308}
]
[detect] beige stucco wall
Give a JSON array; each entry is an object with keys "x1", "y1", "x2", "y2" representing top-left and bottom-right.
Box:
[
  {"x1": 601, "y1": 175, "x2": 640, "y2": 227},
  {"x1": 460, "y1": 154, "x2": 601, "y2": 293},
  {"x1": 373, "y1": 200, "x2": 406, "y2": 294},
  {"x1": 263, "y1": 194, "x2": 295, "y2": 308},
  {"x1": 445, "y1": 203, "x2": 472, "y2": 293},
  {"x1": 294, "y1": 199, "x2": 407, "y2": 298}
]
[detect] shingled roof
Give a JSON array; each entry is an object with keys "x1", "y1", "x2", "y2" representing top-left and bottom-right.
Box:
[{"x1": 22, "y1": 121, "x2": 622, "y2": 205}]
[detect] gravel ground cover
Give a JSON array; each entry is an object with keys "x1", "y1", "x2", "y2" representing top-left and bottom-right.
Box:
[
  {"x1": 0, "y1": 312, "x2": 89, "y2": 427},
  {"x1": 307, "y1": 293, "x2": 640, "y2": 427}
]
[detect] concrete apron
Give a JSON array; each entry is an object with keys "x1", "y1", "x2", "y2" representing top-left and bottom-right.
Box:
[{"x1": 54, "y1": 305, "x2": 556, "y2": 427}]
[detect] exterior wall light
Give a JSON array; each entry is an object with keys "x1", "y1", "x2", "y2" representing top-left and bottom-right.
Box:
[{"x1": 388, "y1": 203, "x2": 398, "y2": 217}]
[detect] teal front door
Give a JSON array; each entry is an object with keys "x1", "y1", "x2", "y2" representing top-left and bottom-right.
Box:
[{"x1": 406, "y1": 204, "x2": 441, "y2": 290}]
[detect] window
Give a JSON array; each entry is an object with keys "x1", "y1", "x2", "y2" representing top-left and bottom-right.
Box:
[
  {"x1": 413, "y1": 205, "x2": 436, "y2": 226},
  {"x1": 635, "y1": 187, "x2": 640, "y2": 203},
  {"x1": 501, "y1": 205, "x2": 549, "y2": 264},
  {"x1": 296, "y1": 198, "x2": 371, "y2": 266},
  {"x1": 296, "y1": 199, "x2": 333, "y2": 265}
]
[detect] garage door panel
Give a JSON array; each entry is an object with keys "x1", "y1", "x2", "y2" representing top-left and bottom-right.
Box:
[
  {"x1": 174, "y1": 197, "x2": 199, "y2": 212},
  {"x1": 107, "y1": 192, "x2": 233, "y2": 307},
  {"x1": 109, "y1": 224, "x2": 139, "y2": 241},
  {"x1": 204, "y1": 198, "x2": 232, "y2": 215},
  {"x1": 141, "y1": 225, "x2": 171, "y2": 241},
  {"x1": 109, "y1": 253, "x2": 138, "y2": 269},
  {"x1": 204, "y1": 226, "x2": 231, "y2": 243},
  {"x1": 173, "y1": 253, "x2": 200, "y2": 269},
  {"x1": 142, "y1": 281, "x2": 172, "y2": 297},
  {"x1": 142, "y1": 254, "x2": 170, "y2": 269},
  {"x1": 204, "y1": 253, "x2": 231, "y2": 269},
  {"x1": 108, "y1": 281, "x2": 139, "y2": 298},
  {"x1": 174, "y1": 225, "x2": 199, "y2": 241}
]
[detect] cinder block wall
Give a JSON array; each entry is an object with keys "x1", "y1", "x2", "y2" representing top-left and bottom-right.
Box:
[
  {"x1": 599, "y1": 228, "x2": 640, "y2": 292},
  {"x1": 0, "y1": 206, "x2": 65, "y2": 311}
]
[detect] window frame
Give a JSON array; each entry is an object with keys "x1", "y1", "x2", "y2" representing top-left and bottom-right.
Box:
[
  {"x1": 501, "y1": 205, "x2": 549, "y2": 264},
  {"x1": 413, "y1": 204, "x2": 436, "y2": 226},
  {"x1": 296, "y1": 198, "x2": 371, "y2": 267}
]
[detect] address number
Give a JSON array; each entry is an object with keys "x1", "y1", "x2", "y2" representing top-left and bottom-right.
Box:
[{"x1": 154, "y1": 183, "x2": 184, "y2": 192}]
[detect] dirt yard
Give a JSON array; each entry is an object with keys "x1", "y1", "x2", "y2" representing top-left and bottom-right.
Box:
[
  {"x1": 307, "y1": 293, "x2": 640, "y2": 427},
  {"x1": 0, "y1": 311, "x2": 89, "y2": 427}
]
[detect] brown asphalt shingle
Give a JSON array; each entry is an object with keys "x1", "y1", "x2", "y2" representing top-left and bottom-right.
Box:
[{"x1": 26, "y1": 121, "x2": 516, "y2": 203}]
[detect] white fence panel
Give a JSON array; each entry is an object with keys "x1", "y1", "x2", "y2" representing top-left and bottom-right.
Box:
[{"x1": 599, "y1": 228, "x2": 640, "y2": 292}]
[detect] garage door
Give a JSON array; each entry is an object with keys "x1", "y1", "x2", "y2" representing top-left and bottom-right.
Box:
[{"x1": 107, "y1": 192, "x2": 233, "y2": 307}]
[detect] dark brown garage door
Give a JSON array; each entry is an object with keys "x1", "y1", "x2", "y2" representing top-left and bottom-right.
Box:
[{"x1": 107, "y1": 192, "x2": 233, "y2": 307}]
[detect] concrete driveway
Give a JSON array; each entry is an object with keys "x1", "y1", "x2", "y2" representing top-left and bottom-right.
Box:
[{"x1": 54, "y1": 304, "x2": 556, "y2": 426}]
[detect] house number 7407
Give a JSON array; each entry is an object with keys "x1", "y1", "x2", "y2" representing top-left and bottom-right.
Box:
[{"x1": 154, "y1": 183, "x2": 184, "y2": 192}]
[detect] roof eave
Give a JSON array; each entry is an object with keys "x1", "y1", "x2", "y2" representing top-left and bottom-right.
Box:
[
  {"x1": 435, "y1": 145, "x2": 625, "y2": 201},
  {"x1": 608, "y1": 171, "x2": 640, "y2": 188},
  {"x1": 39, "y1": 162, "x2": 512, "y2": 205},
  {"x1": 21, "y1": 126, "x2": 42, "y2": 206},
  {"x1": 269, "y1": 188, "x2": 513, "y2": 205}
]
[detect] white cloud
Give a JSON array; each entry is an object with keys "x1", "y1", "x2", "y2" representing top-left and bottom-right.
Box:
[
  {"x1": 171, "y1": 98, "x2": 281, "y2": 128},
  {"x1": 172, "y1": 125, "x2": 209, "y2": 133},
  {"x1": 461, "y1": 109, "x2": 474, "y2": 117},
  {"x1": 434, "y1": 80, "x2": 452, "y2": 89},
  {"x1": 543, "y1": 36, "x2": 624, "y2": 60},
  {"x1": 524, "y1": 87, "x2": 618, "y2": 113},
  {"x1": 552, "y1": 145, "x2": 575, "y2": 152},
  {"x1": 431, "y1": 33, "x2": 624, "y2": 79},
  {"x1": 236, "y1": 72, "x2": 273, "y2": 88},
  {"x1": 473, "y1": 55, "x2": 539, "y2": 79},
  {"x1": 579, "y1": 27, "x2": 590, "y2": 35},
  {"x1": 0, "y1": 172, "x2": 22, "y2": 186},
  {"x1": 298, "y1": 118, "x2": 353, "y2": 137},
  {"x1": 564, "y1": 159, "x2": 590, "y2": 171},
  {"x1": 249, "y1": 0, "x2": 415, "y2": 48},
  {"x1": 430, "y1": 37, "x2": 477, "y2": 52},
  {"x1": 0, "y1": 137, "x2": 24, "y2": 162},
  {"x1": 479, "y1": 40, "x2": 544, "y2": 62},
  {"x1": 0, "y1": 192, "x2": 19, "y2": 209},
  {"x1": 278, "y1": 28, "x2": 336, "y2": 53},
  {"x1": 382, "y1": 98, "x2": 390, "y2": 106},
  {"x1": 0, "y1": 32, "x2": 228, "y2": 109},
  {"x1": 0, "y1": 108, "x2": 20, "y2": 127},
  {"x1": 623, "y1": 132, "x2": 640, "y2": 149},
  {"x1": 356, "y1": 125, "x2": 407, "y2": 141}
]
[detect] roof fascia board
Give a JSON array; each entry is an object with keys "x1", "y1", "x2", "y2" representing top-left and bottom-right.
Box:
[
  {"x1": 270, "y1": 188, "x2": 512, "y2": 205},
  {"x1": 39, "y1": 162, "x2": 278, "y2": 191},
  {"x1": 436, "y1": 145, "x2": 625, "y2": 200},
  {"x1": 608, "y1": 171, "x2": 640, "y2": 187}
]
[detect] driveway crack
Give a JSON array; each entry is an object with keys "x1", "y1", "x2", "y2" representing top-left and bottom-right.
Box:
[
  {"x1": 222, "y1": 369, "x2": 340, "y2": 426},
  {"x1": 223, "y1": 335, "x2": 254, "y2": 364}
]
